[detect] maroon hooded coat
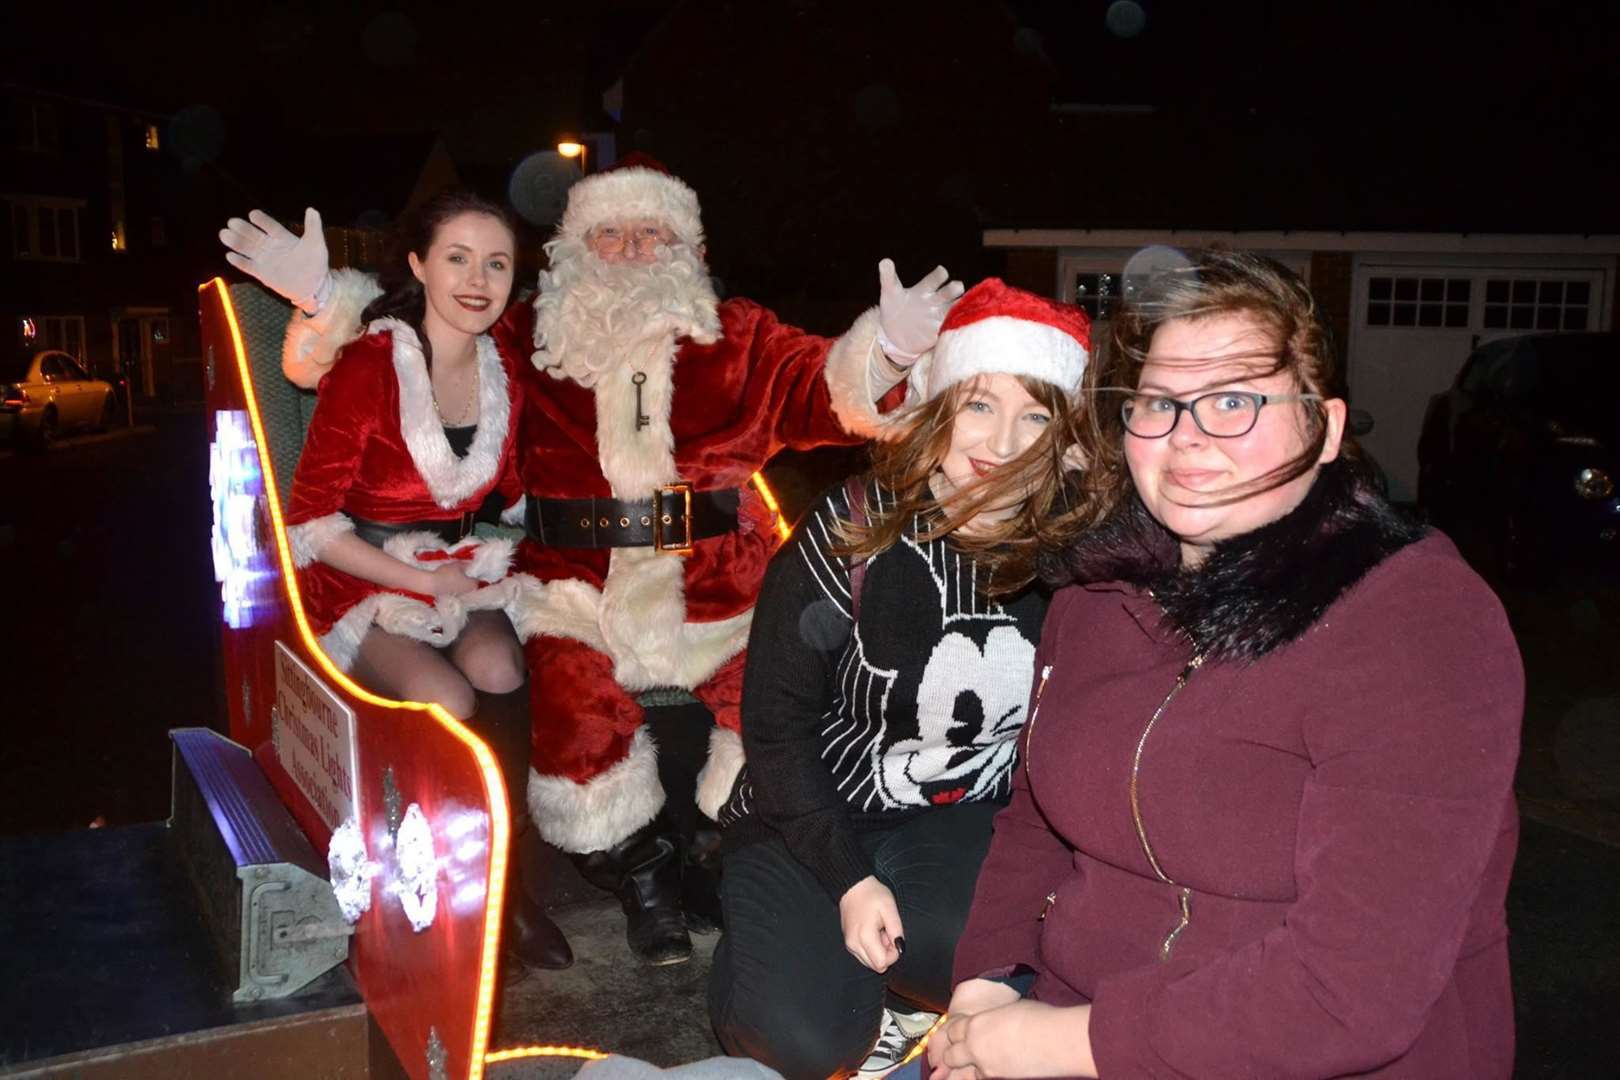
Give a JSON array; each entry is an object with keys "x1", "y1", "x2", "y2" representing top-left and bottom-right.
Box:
[{"x1": 953, "y1": 462, "x2": 1523, "y2": 1078}]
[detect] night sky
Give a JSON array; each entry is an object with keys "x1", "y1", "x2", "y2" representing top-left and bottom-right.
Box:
[{"x1": 10, "y1": 1, "x2": 1618, "y2": 311}]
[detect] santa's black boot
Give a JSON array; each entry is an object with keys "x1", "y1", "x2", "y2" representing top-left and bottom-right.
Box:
[
  {"x1": 642, "y1": 702, "x2": 724, "y2": 934},
  {"x1": 680, "y1": 819, "x2": 725, "y2": 935},
  {"x1": 573, "y1": 814, "x2": 693, "y2": 967},
  {"x1": 472, "y1": 685, "x2": 573, "y2": 973}
]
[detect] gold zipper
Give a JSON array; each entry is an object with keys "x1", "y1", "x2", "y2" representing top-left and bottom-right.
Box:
[
  {"x1": 1128, "y1": 653, "x2": 1205, "y2": 961},
  {"x1": 1023, "y1": 664, "x2": 1053, "y2": 778}
]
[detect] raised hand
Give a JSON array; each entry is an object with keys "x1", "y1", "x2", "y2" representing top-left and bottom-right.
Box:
[
  {"x1": 877, "y1": 258, "x2": 966, "y2": 364},
  {"x1": 219, "y1": 207, "x2": 331, "y2": 312}
]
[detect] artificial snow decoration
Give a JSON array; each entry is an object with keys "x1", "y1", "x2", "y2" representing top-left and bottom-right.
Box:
[
  {"x1": 395, "y1": 803, "x2": 439, "y2": 932},
  {"x1": 326, "y1": 817, "x2": 380, "y2": 924}
]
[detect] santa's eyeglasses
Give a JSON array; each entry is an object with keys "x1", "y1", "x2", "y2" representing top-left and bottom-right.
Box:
[{"x1": 588, "y1": 224, "x2": 675, "y2": 253}]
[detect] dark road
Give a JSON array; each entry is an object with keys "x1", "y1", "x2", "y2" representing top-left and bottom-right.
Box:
[{"x1": 2, "y1": 411, "x2": 1617, "y2": 1075}]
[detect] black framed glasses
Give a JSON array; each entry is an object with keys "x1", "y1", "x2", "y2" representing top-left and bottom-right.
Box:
[{"x1": 1108, "y1": 388, "x2": 1323, "y2": 439}]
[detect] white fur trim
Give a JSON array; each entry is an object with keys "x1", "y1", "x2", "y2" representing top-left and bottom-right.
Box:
[
  {"x1": 695, "y1": 727, "x2": 744, "y2": 821},
  {"x1": 592, "y1": 335, "x2": 678, "y2": 497},
  {"x1": 282, "y1": 268, "x2": 380, "y2": 389},
  {"x1": 499, "y1": 495, "x2": 527, "y2": 526},
  {"x1": 559, "y1": 167, "x2": 704, "y2": 247},
  {"x1": 379, "y1": 532, "x2": 515, "y2": 584},
  {"x1": 527, "y1": 727, "x2": 664, "y2": 853},
  {"x1": 823, "y1": 307, "x2": 908, "y2": 439},
  {"x1": 320, "y1": 591, "x2": 468, "y2": 673},
  {"x1": 286, "y1": 511, "x2": 354, "y2": 568},
  {"x1": 926, "y1": 315, "x2": 1089, "y2": 399},
  {"x1": 506, "y1": 561, "x2": 752, "y2": 693},
  {"x1": 374, "y1": 320, "x2": 510, "y2": 509}
]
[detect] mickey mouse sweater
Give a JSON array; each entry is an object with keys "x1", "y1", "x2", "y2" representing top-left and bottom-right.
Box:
[{"x1": 719, "y1": 479, "x2": 1047, "y2": 901}]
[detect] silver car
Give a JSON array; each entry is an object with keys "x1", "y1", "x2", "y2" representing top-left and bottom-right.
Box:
[{"x1": 1, "y1": 350, "x2": 118, "y2": 448}]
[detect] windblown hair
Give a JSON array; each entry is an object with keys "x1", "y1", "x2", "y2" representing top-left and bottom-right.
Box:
[
  {"x1": 358, "y1": 189, "x2": 517, "y2": 371},
  {"x1": 1084, "y1": 249, "x2": 1356, "y2": 515},
  {"x1": 835, "y1": 373, "x2": 1106, "y2": 596}
]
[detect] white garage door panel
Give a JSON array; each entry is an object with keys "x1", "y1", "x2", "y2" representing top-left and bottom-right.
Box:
[{"x1": 1349, "y1": 263, "x2": 1608, "y2": 501}]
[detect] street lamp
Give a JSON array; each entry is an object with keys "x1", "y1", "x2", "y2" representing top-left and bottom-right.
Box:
[
  {"x1": 556, "y1": 139, "x2": 587, "y2": 175},
  {"x1": 556, "y1": 133, "x2": 616, "y2": 177}
]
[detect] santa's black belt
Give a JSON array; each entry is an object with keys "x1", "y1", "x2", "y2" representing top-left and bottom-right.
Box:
[
  {"x1": 525, "y1": 483, "x2": 739, "y2": 553},
  {"x1": 350, "y1": 512, "x2": 477, "y2": 548}
]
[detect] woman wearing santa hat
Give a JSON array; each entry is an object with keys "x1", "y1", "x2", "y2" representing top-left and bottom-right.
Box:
[
  {"x1": 708, "y1": 280, "x2": 1099, "y2": 1079},
  {"x1": 273, "y1": 189, "x2": 574, "y2": 974}
]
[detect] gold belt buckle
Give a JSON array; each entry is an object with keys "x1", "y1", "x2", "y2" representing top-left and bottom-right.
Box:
[{"x1": 652, "y1": 481, "x2": 694, "y2": 555}]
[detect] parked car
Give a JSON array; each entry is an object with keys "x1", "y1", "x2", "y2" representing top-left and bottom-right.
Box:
[
  {"x1": 1417, "y1": 332, "x2": 1620, "y2": 580},
  {"x1": 0, "y1": 350, "x2": 118, "y2": 448}
]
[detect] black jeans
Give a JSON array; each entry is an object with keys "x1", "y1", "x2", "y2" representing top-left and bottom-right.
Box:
[{"x1": 707, "y1": 801, "x2": 1001, "y2": 1080}]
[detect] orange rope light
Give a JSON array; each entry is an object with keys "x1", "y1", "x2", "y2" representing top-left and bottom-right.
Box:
[
  {"x1": 202, "y1": 278, "x2": 507, "y2": 1080},
  {"x1": 485, "y1": 1045, "x2": 611, "y2": 1064},
  {"x1": 751, "y1": 470, "x2": 792, "y2": 542}
]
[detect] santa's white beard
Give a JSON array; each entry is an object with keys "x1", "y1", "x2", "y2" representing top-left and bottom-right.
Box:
[{"x1": 531, "y1": 237, "x2": 722, "y2": 388}]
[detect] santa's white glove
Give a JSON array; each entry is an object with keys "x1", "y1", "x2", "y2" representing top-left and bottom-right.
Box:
[
  {"x1": 876, "y1": 258, "x2": 965, "y2": 365},
  {"x1": 220, "y1": 207, "x2": 333, "y2": 314}
]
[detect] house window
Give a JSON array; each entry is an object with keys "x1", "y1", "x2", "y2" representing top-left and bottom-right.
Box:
[
  {"x1": 11, "y1": 97, "x2": 60, "y2": 153},
  {"x1": 1366, "y1": 276, "x2": 1471, "y2": 328},
  {"x1": 1482, "y1": 278, "x2": 1589, "y2": 331},
  {"x1": 30, "y1": 315, "x2": 87, "y2": 362},
  {"x1": 1073, "y1": 271, "x2": 1126, "y2": 320},
  {"x1": 144, "y1": 124, "x2": 160, "y2": 151},
  {"x1": 7, "y1": 198, "x2": 84, "y2": 261}
]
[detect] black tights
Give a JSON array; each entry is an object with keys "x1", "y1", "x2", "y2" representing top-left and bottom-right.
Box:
[
  {"x1": 348, "y1": 609, "x2": 524, "y2": 719},
  {"x1": 708, "y1": 801, "x2": 1001, "y2": 1080}
]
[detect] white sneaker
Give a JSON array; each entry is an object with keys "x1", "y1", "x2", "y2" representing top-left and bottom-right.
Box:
[
  {"x1": 890, "y1": 1006, "x2": 941, "y2": 1040},
  {"x1": 856, "y1": 1008, "x2": 919, "y2": 1077}
]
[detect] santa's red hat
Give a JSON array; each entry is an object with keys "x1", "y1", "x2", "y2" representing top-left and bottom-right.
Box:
[
  {"x1": 923, "y1": 278, "x2": 1091, "y2": 399},
  {"x1": 559, "y1": 156, "x2": 704, "y2": 247}
]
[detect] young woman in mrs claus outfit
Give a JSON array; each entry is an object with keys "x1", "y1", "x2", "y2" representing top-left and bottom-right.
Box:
[{"x1": 226, "y1": 190, "x2": 574, "y2": 974}]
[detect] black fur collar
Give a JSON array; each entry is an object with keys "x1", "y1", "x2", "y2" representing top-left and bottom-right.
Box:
[{"x1": 1043, "y1": 460, "x2": 1427, "y2": 662}]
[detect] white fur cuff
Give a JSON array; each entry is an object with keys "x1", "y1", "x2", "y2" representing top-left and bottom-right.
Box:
[
  {"x1": 824, "y1": 307, "x2": 913, "y2": 439},
  {"x1": 527, "y1": 728, "x2": 664, "y2": 853},
  {"x1": 287, "y1": 512, "x2": 354, "y2": 568},
  {"x1": 282, "y1": 268, "x2": 381, "y2": 389},
  {"x1": 695, "y1": 727, "x2": 745, "y2": 821}
]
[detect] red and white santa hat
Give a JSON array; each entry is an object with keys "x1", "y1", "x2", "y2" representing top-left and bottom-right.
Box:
[
  {"x1": 922, "y1": 278, "x2": 1091, "y2": 400},
  {"x1": 558, "y1": 154, "x2": 705, "y2": 247}
]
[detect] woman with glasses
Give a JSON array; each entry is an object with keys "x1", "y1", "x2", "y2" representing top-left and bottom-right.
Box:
[{"x1": 928, "y1": 251, "x2": 1521, "y2": 1079}]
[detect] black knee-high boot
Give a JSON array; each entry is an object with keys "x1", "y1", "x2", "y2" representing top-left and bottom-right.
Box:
[
  {"x1": 572, "y1": 812, "x2": 692, "y2": 967},
  {"x1": 471, "y1": 685, "x2": 573, "y2": 972}
]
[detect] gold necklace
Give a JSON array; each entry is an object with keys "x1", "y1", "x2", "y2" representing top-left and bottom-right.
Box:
[{"x1": 432, "y1": 359, "x2": 479, "y2": 427}]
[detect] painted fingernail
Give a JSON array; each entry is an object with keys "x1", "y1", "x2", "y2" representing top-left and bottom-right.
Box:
[{"x1": 894, "y1": 936, "x2": 906, "y2": 954}]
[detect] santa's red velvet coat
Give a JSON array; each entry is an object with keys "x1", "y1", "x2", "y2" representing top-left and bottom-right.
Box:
[
  {"x1": 284, "y1": 321, "x2": 525, "y2": 673},
  {"x1": 285, "y1": 272, "x2": 892, "y2": 853}
]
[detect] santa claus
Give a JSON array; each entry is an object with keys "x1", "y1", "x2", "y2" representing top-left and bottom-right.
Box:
[{"x1": 221, "y1": 159, "x2": 960, "y2": 966}]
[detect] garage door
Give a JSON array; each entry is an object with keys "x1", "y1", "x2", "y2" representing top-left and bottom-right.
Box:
[{"x1": 1349, "y1": 263, "x2": 1609, "y2": 501}]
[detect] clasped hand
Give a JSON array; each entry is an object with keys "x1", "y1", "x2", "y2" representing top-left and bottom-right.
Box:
[{"x1": 926, "y1": 981, "x2": 1095, "y2": 1080}]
